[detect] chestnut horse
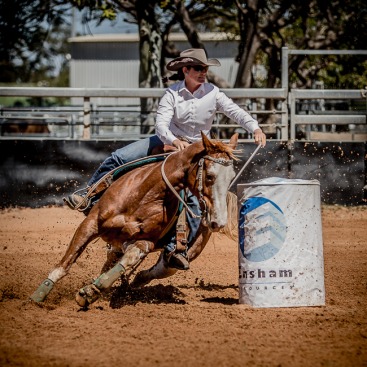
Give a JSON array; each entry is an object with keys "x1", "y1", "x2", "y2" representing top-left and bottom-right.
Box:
[{"x1": 30, "y1": 132, "x2": 239, "y2": 307}]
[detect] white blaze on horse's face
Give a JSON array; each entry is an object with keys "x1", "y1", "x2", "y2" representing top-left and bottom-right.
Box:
[{"x1": 206, "y1": 160, "x2": 235, "y2": 230}]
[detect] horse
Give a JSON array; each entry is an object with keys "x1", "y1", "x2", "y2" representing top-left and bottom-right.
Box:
[
  {"x1": 30, "y1": 132, "x2": 239, "y2": 307},
  {"x1": 1, "y1": 120, "x2": 50, "y2": 135}
]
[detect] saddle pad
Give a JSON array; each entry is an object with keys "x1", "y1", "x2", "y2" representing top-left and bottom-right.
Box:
[{"x1": 112, "y1": 153, "x2": 170, "y2": 181}]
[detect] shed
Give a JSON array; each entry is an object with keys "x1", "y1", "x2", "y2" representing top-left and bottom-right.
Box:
[{"x1": 68, "y1": 32, "x2": 240, "y2": 105}]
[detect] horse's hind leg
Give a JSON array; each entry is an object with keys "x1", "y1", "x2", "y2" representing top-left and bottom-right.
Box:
[
  {"x1": 30, "y1": 217, "x2": 99, "y2": 302},
  {"x1": 100, "y1": 244, "x2": 123, "y2": 274},
  {"x1": 75, "y1": 240, "x2": 154, "y2": 307}
]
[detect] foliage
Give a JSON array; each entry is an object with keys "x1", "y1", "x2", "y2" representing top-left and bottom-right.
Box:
[
  {"x1": 70, "y1": 0, "x2": 118, "y2": 23},
  {"x1": 0, "y1": 0, "x2": 72, "y2": 84},
  {"x1": 278, "y1": 0, "x2": 367, "y2": 89},
  {"x1": 1, "y1": 0, "x2": 366, "y2": 90}
]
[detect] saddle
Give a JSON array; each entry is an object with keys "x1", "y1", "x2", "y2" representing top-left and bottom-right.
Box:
[{"x1": 88, "y1": 144, "x2": 177, "y2": 198}]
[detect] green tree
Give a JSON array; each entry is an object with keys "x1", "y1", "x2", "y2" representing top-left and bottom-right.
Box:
[
  {"x1": 0, "y1": 0, "x2": 71, "y2": 84},
  {"x1": 2, "y1": 0, "x2": 366, "y2": 91}
]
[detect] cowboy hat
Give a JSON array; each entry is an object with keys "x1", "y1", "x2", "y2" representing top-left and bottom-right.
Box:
[{"x1": 166, "y1": 48, "x2": 221, "y2": 71}]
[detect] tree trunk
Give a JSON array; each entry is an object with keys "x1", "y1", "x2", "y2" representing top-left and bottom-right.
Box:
[
  {"x1": 136, "y1": 0, "x2": 162, "y2": 134},
  {"x1": 234, "y1": 0, "x2": 261, "y2": 89}
]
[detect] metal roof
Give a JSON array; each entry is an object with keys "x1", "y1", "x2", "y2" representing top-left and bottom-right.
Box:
[{"x1": 68, "y1": 32, "x2": 240, "y2": 43}]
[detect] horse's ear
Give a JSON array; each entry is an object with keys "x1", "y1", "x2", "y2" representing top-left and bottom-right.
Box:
[
  {"x1": 201, "y1": 131, "x2": 215, "y2": 152},
  {"x1": 228, "y1": 133, "x2": 239, "y2": 149}
]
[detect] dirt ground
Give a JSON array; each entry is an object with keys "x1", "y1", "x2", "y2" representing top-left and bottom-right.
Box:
[{"x1": 0, "y1": 205, "x2": 366, "y2": 367}]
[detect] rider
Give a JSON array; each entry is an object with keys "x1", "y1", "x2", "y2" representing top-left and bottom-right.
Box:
[{"x1": 65, "y1": 48, "x2": 266, "y2": 269}]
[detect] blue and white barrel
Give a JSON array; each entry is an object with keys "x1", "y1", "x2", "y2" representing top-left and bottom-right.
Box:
[{"x1": 237, "y1": 177, "x2": 325, "y2": 308}]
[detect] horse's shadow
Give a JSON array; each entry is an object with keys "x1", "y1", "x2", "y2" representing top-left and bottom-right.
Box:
[
  {"x1": 108, "y1": 282, "x2": 186, "y2": 309},
  {"x1": 200, "y1": 296, "x2": 238, "y2": 305},
  {"x1": 107, "y1": 280, "x2": 238, "y2": 309},
  {"x1": 182, "y1": 281, "x2": 239, "y2": 306}
]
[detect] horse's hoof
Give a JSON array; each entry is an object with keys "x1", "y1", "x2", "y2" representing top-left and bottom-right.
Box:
[
  {"x1": 167, "y1": 253, "x2": 190, "y2": 271},
  {"x1": 75, "y1": 284, "x2": 101, "y2": 307},
  {"x1": 75, "y1": 291, "x2": 89, "y2": 308}
]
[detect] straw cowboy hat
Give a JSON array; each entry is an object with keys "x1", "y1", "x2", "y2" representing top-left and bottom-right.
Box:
[{"x1": 166, "y1": 48, "x2": 221, "y2": 71}]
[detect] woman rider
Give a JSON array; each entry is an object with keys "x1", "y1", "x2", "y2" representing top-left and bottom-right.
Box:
[{"x1": 65, "y1": 48, "x2": 266, "y2": 269}]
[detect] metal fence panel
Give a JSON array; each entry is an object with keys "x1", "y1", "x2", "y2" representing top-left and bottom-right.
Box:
[{"x1": 0, "y1": 87, "x2": 288, "y2": 140}]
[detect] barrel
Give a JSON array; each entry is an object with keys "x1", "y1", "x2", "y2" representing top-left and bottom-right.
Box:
[{"x1": 237, "y1": 177, "x2": 325, "y2": 308}]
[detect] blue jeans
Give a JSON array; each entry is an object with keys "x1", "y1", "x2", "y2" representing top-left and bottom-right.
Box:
[
  {"x1": 163, "y1": 191, "x2": 202, "y2": 253},
  {"x1": 87, "y1": 135, "x2": 201, "y2": 251},
  {"x1": 88, "y1": 135, "x2": 163, "y2": 186}
]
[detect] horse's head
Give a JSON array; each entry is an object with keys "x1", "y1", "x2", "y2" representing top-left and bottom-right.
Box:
[{"x1": 192, "y1": 132, "x2": 238, "y2": 232}]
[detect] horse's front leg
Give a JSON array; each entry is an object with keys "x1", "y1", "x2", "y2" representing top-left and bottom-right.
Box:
[
  {"x1": 30, "y1": 216, "x2": 99, "y2": 303},
  {"x1": 75, "y1": 240, "x2": 154, "y2": 307},
  {"x1": 130, "y1": 251, "x2": 178, "y2": 288},
  {"x1": 187, "y1": 224, "x2": 212, "y2": 262},
  {"x1": 131, "y1": 224, "x2": 212, "y2": 288}
]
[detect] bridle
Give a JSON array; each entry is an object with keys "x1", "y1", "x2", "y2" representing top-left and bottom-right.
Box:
[{"x1": 161, "y1": 152, "x2": 233, "y2": 219}]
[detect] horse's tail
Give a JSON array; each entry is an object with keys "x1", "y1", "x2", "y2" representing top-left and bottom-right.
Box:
[{"x1": 220, "y1": 191, "x2": 238, "y2": 242}]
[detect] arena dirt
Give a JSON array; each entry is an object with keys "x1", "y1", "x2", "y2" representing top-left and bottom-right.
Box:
[{"x1": 0, "y1": 205, "x2": 366, "y2": 367}]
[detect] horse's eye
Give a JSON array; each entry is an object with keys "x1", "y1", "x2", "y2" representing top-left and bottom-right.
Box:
[{"x1": 206, "y1": 174, "x2": 215, "y2": 183}]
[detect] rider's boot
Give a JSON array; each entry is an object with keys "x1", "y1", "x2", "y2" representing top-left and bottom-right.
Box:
[
  {"x1": 162, "y1": 209, "x2": 190, "y2": 270},
  {"x1": 64, "y1": 174, "x2": 113, "y2": 214},
  {"x1": 63, "y1": 188, "x2": 91, "y2": 211}
]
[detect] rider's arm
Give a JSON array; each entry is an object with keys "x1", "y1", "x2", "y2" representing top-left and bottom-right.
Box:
[
  {"x1": 216, "y1": 91, "x2": 266, "y2": 146},
  {"x1": 155, "y1": 91, "x2": 178, "y2": 146}
]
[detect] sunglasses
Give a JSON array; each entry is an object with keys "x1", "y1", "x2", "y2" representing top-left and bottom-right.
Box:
[{"x1": 191, "y1": 65, "x2": 209, "y2": 72}]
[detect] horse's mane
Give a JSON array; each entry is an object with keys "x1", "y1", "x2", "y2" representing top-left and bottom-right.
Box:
[
  {"x1": 207, "y1": 139, "x2": 240, "y2": 161},
  {"x1": 219, "y1": 191, "x2": 238, "y2": 241}
]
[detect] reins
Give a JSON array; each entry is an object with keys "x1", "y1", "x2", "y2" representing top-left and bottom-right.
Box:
[
  {"x1": 228, "y1": 144, "x2": 262, "y2": 189},
  {"x1": 160, "y1": 152, "x2": 233, "y2": 219}
]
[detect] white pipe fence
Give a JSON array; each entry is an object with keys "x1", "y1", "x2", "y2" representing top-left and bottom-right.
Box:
[
  {"x1": 289, "y1": 89, "x2": 366, "y2": 140},
  {"x1": 0, "y1": 87, "x2": 289, "y2": 141},
  {"x1": 0, "y1": 70, "x2": 366, "y2": 142}
]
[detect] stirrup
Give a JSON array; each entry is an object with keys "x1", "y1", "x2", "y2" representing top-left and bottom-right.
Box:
[{"x1": 63, "y1": 188, "x2": 91, "y2": 212}]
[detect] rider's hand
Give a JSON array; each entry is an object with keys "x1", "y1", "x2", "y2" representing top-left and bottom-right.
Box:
[
  {"x1": 254, "y1": 129, "x2": 266, "y2": 146},
  {"x1": 172, "y1": 139, "x2": 190, "y2": 151}
]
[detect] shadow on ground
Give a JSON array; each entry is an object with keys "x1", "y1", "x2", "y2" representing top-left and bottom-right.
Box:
[
  {"x1": 106, "y1": 280, "x2": 238, "y2": 308},
  {"x1": 108, "y1": 283, "x2": 186, "y2": 309}
]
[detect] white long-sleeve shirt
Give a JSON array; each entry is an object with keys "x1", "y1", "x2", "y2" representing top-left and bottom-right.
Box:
[{"x1": 155, "y1": 80, "x2": 259, "y2": 145}]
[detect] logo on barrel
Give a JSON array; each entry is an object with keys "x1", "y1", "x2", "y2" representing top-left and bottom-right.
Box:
[{"x1": 239, "y1": 197, "x2": 286, "y2": 262}]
